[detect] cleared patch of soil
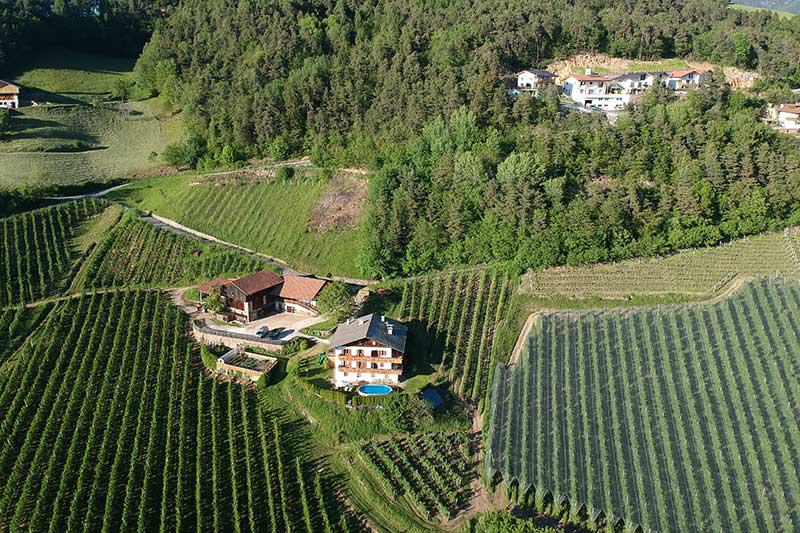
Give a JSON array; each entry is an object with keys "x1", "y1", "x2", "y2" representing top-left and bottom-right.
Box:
[
  {"x1": 548, "y1": 53, "x2": 760, "y2": 88},
  {"x1": 309, "y1": 174, "x2": 368, "y2": 233}
]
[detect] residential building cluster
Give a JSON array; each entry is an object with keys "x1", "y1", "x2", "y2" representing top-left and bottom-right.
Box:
[
  {"x1": 766, "y1": 103, "x2": 800, "y2": 134},
  {"x1": 508, "y1": 68, "x2": 707, "y2": 112}
]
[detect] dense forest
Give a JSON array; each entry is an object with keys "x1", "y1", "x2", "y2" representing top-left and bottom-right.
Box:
[
  {"x1": 361, "y1": 80, "x2": 800, "y2": 276},
  {"x1": 135, "y1": 0, "x2": 800, "y2": 165},
  {"x1": 0, "y1": 0, "x2": 175, "y2": 69}
]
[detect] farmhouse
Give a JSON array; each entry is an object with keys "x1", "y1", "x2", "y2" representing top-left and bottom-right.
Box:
[
  {"x1": 0, "y1": 80, "x2": 20, "y2": 109},
  {"x1": 667, "y1": 69, "x2": 705, "y2": 90},
  {"x1": 329, "y1": 314, "x2": 407, "y2": 387},
  {"x1": 198, "y1": 270, "x2": 327, "y2": 322}
]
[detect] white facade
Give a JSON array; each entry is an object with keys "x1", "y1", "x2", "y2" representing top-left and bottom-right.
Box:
[
  {"x1": 516, "y1": 70, "x2": 555, "y2": 95},
  {"x1": 777, "y1": 110, "x2": 800, "y2": 133},
  {"x1": 332, "y1": 345, "x2": 402, "y2": 387},
  {"x1": 0, "y1": 94, "x2": 18, "y2": 109},
  {"x1": 562, "y1": 73, "x2": 630, "y2": 111},
  {"x1": 667, "y1": 70, "x2": 704, "y2": 90}
]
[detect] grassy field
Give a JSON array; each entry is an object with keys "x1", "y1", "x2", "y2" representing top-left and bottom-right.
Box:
[
  {"x1": 730, "y1": 2, "x2": 798, "y2": 19},
  {"x1": 0, "y1": 290, "x2": 355, "y2": 532},
  {"x1": 520, "y1": 228, "x2": 800, "y2": 301},
  {"x1": 0, "y1": 49, "x2": 181, "y2": 191},
  {"x1": 108, "y1": 173, "x2": 365, "y2": 278},
  {"x1": 487, "y1": 277, "x2": 800, "y2": 532}
]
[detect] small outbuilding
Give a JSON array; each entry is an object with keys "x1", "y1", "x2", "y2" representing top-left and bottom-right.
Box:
[{"x1": 0, "y1": 80, "x2": 20, "y2": 109}]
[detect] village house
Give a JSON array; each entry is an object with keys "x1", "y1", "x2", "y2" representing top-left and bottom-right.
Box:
[
  {"x1": 329, "y1": 314, "x2": 407, "y2": 387},
  {"x1": 667, "y1": 69, "x2": 705, "y2": 90},
  {"x1": 0, "y1": 80, "x2": 20, "y2": 109},
  {"x1": 515, "y1": 69, "x2": 556, "y2": 95},
  {"x1": 198, "y1": 270, "x2": 327, "y2": 322},
  {"x1": 562, "y1": 70, "x2": 627, "y2": 111},
  {"x1": 562, "y1": 69, "x2": 673, "y2": 111},
  {"x1": 774, "y1": 104, "x2": 800, "y2": 134}
]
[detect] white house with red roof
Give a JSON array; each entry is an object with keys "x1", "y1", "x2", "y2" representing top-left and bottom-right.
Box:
[
  {"x1": 0, "y1": 80, "x2": 20, "y2": 109},
  {"x1": 198, "y1": 270, "x2": 327, "y2": 322},
  {"x1": 667, "y1": 69, "x2": 705, "y2": 90},
  {"x1": 562, "y1": 70, "x2": 628, "y2": 111},
  {"x1": 776, "y1": 104, "x2": 800, "y2": 134}
]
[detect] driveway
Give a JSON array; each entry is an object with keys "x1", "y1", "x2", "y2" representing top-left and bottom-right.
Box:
[{"x1": 212, "y1": 312, "x2": 327, "y2": 341}]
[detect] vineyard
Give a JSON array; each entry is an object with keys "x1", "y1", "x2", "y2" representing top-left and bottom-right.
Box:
[
  {"x1": 0, "y1": 306, "x2": 52, "y2": 366},
  {"x1": 486, "y1": 278, "x2": 800, "y2": 532},
  {"x1": 355, "y1": 432, "x2": 475, "y2": 521},
  {"x1": 0, "y1": 291, "x2": 352, "y2": 532},
  {"x1": 0, "y1": 199, "x2": 105, "y2": 306},
  {"x1": 520, "y1": 228, "x2": 800, "y2": 300},
  {"x1": 395, "y1": 269, "x2": 511, "y2": 401},
  {"x1": 79, "y1": 212, "x2": 268, "y2": 289},
  {"x1": 108, "y1": 174, "x2": 364, "y2": 277}
]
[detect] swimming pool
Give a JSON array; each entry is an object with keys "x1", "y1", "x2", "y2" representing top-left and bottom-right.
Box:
[{"x1": 357, "y1": 384, "x2": 393, "y2": 396}]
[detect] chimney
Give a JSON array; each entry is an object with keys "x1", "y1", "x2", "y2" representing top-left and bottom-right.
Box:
[
  {"x1": 387, "y1": 324, "x2": 394, "y2": 335},
  {"x1": 381, "y1": 315, "x2": 385, "y2": 322},
  {"x1": 585, "y1": 68, "x2": 593, "y2": 76}
]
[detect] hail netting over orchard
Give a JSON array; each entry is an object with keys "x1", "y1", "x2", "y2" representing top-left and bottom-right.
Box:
[{"x1": 486, "y1": 277, "x2": 800, "y2": 532}]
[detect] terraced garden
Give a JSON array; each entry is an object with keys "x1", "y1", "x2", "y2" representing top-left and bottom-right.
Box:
[
  {"x1": 520, "y1": 228, "x2": 800, "y2": 300},
  {"x1": 0, "y1": 199, "x2": 105, "y2": 306},
  {"x1": 395, "y1": 269, "x2": 511, "y2": 401},
  {"x1": 0, "y1": 291, "x2": 352, "y2": 532},
  {"x1": 79, "y1": 212, "x2": 268, "y2": 289},
  {"x1": 486, "y1": 277, "x2": 800, "y2": 532},
  {"x1": 355, "y1": 432, "x2": 475, "y2": 521}
]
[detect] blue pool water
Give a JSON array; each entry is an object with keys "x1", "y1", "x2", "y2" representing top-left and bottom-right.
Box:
[{"x1": 357, "y1": 384, "x2": 393, "y2": 396}]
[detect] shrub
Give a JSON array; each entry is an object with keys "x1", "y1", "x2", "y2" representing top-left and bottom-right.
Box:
[{"x1": 199, "y1": 344, "x2": 219, "y2": 371}]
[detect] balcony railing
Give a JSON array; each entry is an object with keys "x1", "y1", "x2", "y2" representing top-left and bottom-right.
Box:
[
  {"x1": 338, "y1": 355, "x2": 403, "y2": 364},
  {"x1": 337, "y1": 366, "x2": 402, "y2": 376}
]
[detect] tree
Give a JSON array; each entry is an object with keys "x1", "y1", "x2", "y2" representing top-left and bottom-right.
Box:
[
  {"x1": 203, "y1": 291, "x2": 224, "y2": 312},
  {"x1": 316, "y1": 281, "x2": 355, "y2": 322},
  {"x1": 0, "y1": 109, "x2": 9, "y2": 134}
]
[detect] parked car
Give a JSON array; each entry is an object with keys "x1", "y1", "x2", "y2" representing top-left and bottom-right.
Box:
[
  {"x1": 256, "y1": 326, "x2": 269, "y2": 338},
  {"x1": 267, "y1": 327, "x2": 285, "y2": 339}
]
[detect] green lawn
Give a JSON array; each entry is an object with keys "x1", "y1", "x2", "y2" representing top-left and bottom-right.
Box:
[
  {"x1": 0, "y1": 49, "x2": 182, "y2": 191},
  {"x1": 730, "y1": 3, "x2": 797, "y2": 19},
  {"x1": 108, "y1": 173, "x2": 365, "y2": 278}
]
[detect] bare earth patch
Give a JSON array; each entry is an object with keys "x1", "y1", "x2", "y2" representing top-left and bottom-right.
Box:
[
  {"x1": 309, "y1": 174, "x2": 368, "y2": 233},
  {"x1": 548, "y1": 53, "x2": 760, "y2": 88}
]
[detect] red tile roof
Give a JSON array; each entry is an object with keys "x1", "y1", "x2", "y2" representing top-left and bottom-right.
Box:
[
  {"x1": 229, "y1": 270, "x2": 283, "y2": 295},
  {"x1": 570, "y1": 74, "x2": 611, "y2": 82},
  {"x1": 779, "y1": 104, "x2": 800, "y2": 115},
  {"x1": 272, "y1": 275, "x2": 327, "y2": 303},
  {"x1": 198, "y1": 277, "x2": 230, "y2": 294},
  {"x1": 669, "y1": 69, "x2": 703, "y2": 78}
]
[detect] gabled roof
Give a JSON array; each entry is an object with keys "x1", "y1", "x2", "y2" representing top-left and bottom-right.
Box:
[
  {"x1": 668, "y1": 69, "x2": 704, "y2": 78},
  {"x1": 271, "y1": 275, "x2": 327, "y2": 302},
  {"x1": 329, "y1": 314, "x2": 407, "y2": 353},
  {"x1": 0, "y1": 80, "x2": 20, "y2": 95},
  {"x1": 569, "y1": 74, "x2": 611, "y2": 82},
  {"x1": 198, "y1": 277, "x2": 231, "y2": 294},
  {"x1": 779, "y1": 104, "x2": 800, "y2": 115},
  {"x1": 229, "y1": 270, "x2": 283, "y2": 296},
  {"x1": 518, "y1": 69, "x2": 555, "y2": 78}
]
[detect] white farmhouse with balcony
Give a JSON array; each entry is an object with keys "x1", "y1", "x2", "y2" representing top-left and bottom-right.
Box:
[{"x1": 329, "y1": 314, "x2": 407, "y2": 387}]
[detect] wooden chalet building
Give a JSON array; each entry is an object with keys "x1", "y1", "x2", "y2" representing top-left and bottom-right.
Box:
[
  {"x1": 329, "y1": 314, "x2": 407, "y2": 387},
  {"x1": 0, "y1": 80, "x2": 20, "y2": 109},
  {"x1": 198, "y1": 270, "x2": 327, "y2": 322}
]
